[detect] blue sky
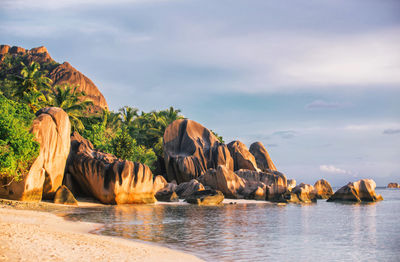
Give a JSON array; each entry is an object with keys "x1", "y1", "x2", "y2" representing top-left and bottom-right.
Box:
[{"x1": 1, "y1": 0, "x2": 399, "y2": 186}]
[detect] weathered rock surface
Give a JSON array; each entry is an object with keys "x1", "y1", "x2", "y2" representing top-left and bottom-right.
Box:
[
  {"x1": 153, "y1": 175, "x2": 168, "y2": 194},
  {"x1": 387, "y1": 183, "x2": 400, "y2": 189},
  {"x1": 235, "y1": 169, "x2": 287, "y2": 201},
  {"x1": 249, "y1": 142, "x2": 277, "y2": 171},
  {"x1": 287, "y1": 179, "x2": 296, "y2": 191},
  {"x1": 314, "y1": 179, "x2": 333, "y2": 199},
  {"x1": 198, "y1": 166, "x2": 246, "y2": 198},
  {"x1": 284, "y1": 183, "x2": 317, "y2": 203},
  {"x1": 163, "y1": 119, "x2": 234, "y2": 183},
  {"x1": 227, "y1": 141, "x2": 258, "y2": 171},
  {"x1": 175, "y1": 179, "x2": 205, "y2": 198},
  {"x1": 0, "y1": 107, "x2": 71, "y2": 201},
  {"x1": 65, "y1": 132, "x2": 156, "y2": 204},
  {"x1": 0, "y1": 45, "x2": 108, "y2": 112},
  {"x1": 328, "y1": 179, "x2": 383, "y2": 202},
  {"x1": 54, "y1": 185, "x2": 78, "y2": 205},
  {"x1": 154, "y1": 179, "x2": 178, "y2": 202},
  {"x1": 156, "y1": 190, "x2": 179, "y2": 202},
  {"x1": 185, "y1": 189, "x2": 224, "y2": 205}
]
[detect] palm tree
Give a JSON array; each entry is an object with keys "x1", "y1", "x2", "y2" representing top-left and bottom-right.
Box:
[
  {"x1": 119, "y1": 106, "x2": 139, "y2": 125},
  {"x1": 13, "y1": 62, "x2": 52, "y2": 100},
  {"x1": 22, "y1": 90, "x2": 48, "y2": 113},
  {"x1": 49, "y1": 84, "x2": 93, "y2": 131}
]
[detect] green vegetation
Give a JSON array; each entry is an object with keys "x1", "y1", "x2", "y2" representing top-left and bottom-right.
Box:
[{"x1": 0, "y1": 95, "x2": 39, "y2": 181}]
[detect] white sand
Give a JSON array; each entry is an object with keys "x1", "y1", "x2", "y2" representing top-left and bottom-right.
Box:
[{"x1": 0, "y1": 207, "x2": 204, "y2": 262}]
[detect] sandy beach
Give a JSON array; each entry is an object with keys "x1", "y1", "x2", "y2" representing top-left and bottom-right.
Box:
[{"x1": 0, "y1": 204, "x2": 204, "y2": 262}]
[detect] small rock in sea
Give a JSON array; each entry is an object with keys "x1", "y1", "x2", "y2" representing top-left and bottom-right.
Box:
[{"x1": 185, "y1": 189, "x2": 224, "y2": 205}]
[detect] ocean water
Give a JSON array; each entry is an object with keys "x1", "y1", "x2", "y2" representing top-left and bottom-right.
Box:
[{"x1": 62, "y1": 189, "x2": 400, "y2": 262}]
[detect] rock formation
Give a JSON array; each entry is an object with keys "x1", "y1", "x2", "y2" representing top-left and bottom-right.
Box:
[
  {"x1": 0, "y1": 45, "x2": 108, "y2": 112},
  {"x1": 54, "y1": 185, "x2": 78, "y2": 205},
  {"x1": 313, "y1": 179, "x2": 333, "y2": 199},
  {"x1": 153, "y1": 175, "x2": 168, "y2": 194},
  {"x1": 0, "y1": 107, "x2": 71, "y2": 201},
  {"x1": 163, "y1": 119, "x2": 234, "y2": 183},
  {"x1": 287, "y1": 179, "x2": 296, "y2": 191},
  {"x1": 249, "y1": 142, "x2": 277, "y2": 171},
  {"x1": 387, "y1": 183, "x2": 400, "y2": 189},
  {"x1": 175, "y1": 179, "x2": 205, "y2": 198},
  {"x1": 65, "y1": 132, "x2": 156, "y2": 204},
  {"x1": 185, "y1": 189, "x2": 224, "y2": 205},
  {"x1": 227, "y1": 141, "x2": 258, "y2": 171},
  {"x1": 284, "y1": 183, "x2": 317, "y2": 203},
  {"x1": 328, "y1": 179, "x2": 383, "y2": 202}
]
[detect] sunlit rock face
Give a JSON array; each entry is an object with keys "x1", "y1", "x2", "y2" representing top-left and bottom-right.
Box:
[
  {"x1": 328, "y1": 179, "x2": 383, "y2": 202},
  {"x1": 185, "y1": 189, "x2": 224, "y2": 205},
  {"x1": 163, "y1": 119, "x2": 234, "y2": 184},
  {"x1": 284, "y1": 183, "x2": 317, "y2": 203},
  {"x1": 249, "y1": 142, "x2": 277, "y2": 171},
  {"x1": 287, "y1": 179, "x2": 296, "y2": 192},
  {"x1": 313, "y1": 179, "x2": 333, "y2": 199},
  {"x1": 0, "y1": 107, "x2": 70, "y2": 201},
  {"x1": 387, "y1": 183, "x2": 400, "y2": 189},
  {"x1": 65, "y1": 132, "x2": 156, "y2": 204},
  {"x1": 227, "y1": 140, "x2": 258, "y2": 171}
]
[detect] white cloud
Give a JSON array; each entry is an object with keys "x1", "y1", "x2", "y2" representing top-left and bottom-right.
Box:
[
  {"x1": 305, "y1": 100, "x2": 352, "y2": 109},
  {"x1": 320, "y1": 165, "x2": 352, "y2": 175}
]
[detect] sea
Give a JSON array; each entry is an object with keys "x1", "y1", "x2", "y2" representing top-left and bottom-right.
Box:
[{"x1": 61, "y1": 188, "x2": 400, "y2": 262}]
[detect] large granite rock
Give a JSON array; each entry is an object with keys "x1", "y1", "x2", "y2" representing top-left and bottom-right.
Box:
[
  {"x1": 163, "y1": 119, "x2": 234, "y2": 183},
  {"x1": 54, "y1": 185, "x2": 78, "y2": 206},
  {"x1": 387, "y1": 183, "x2": 400, "y2": 189},
  {"x1": 227, "y1": 140, "x2": 258, "y2": 171},
  {"x1": 284, "y1": 183, "x2": 317, "y2": 203},
  {"x1": 314, "y1": 179, "x2": 333, "y2": 199},
  {"x1": 185, "y1": 189, "x2": 224, "y2": 205},
  {"x1": 328, "y1": 179, "x2": 383, "y2": 202},
  {"x1": 175, "y1": 179, "x2": 205, "y2": 198},
  {"x1": 249, "y1": 142, "x2": 277, "y2": 171},
  {"x1": 153, "y1": 175, "x2": 168, "y2": 194},
  {"x1": 235, "y1": 169, "x2": 287, "y2": 201},
  {"x1": 0, "y1": 107, "x2": 71, "y2": 201},
  {"x1": 65, "y1": 132, "x2": 156, "y2": 204},
  {"x1": 287, "y1": 179, "x2": 296, "y2": 191},
  {"x1": 198, "y1": 165, "x2": 246, "y2": 198}
]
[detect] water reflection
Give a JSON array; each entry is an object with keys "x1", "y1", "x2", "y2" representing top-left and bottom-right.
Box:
[{"x1": 62, "y1": 190, "x2": 400, "y2": 262}]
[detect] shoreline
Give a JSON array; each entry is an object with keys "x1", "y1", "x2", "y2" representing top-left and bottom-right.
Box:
[{"x1": 0, "y1": 200, "x2": 204, "y2": 262}]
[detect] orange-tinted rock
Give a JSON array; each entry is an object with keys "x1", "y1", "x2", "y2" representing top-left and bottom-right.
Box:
[
  {"x1": 30, "y1": 46, "x2": 48, "y2": 54},
  {"x1": 314, "y1": 179, "x2": 333, "y2": 199},
  {"x1": 155, "y1": 180, "x2": 178, "y2": 202},
  {"x1": 0, "y1": 45, "x2": 10, "y2": 55},
  {"x1": 65, "y1": 132, "x2": 156, "y2": 204},
  {"x1": 286, "y1": 183, "x2": 317, "y2": 203},
  {"x1": 185, "y1": 189, "x2": 224, "y2": 205},
  {"x1": 9, "y1": 46, "x2": 26, "y2": 54},
  {"x1": 235, "y1": 169, "x2": 287, "y2": 201},
  {"x1": 249, "y1": 142, "x2": 277, "y2": 171},
  {"x1": 163, "y1": 119, "x2": 234, "y2": 183},
  {"x1": 175, "y1": 179, "x2": 205, "y2": 198},
  {"x1": 328, "y1": 179, "x2": 383, "y2": 202},
  {"x1": 54, "y1": 185, "x2": 78, "y2": 206},
  {"x1": 0, "y1": 107, "x2": 71, "y2": 201},
  {"x1": 287, "y1": 179, "x2": 296, "y2": 191},
  {"x1": 227, "y1": 140, "x2": 258, "y2": 171},
  {"x1": 387, "y1": 183, "x2": 400, "y2": 189},
  {"x1": 153, "y1": 175, "x2": 168, "y2": 194},
  {"x1": 49, "y1": 62, "x2": 108, "y2": 112},
  {"x1": 198, "y1": 165, "x2": 246, "y2": 198}
]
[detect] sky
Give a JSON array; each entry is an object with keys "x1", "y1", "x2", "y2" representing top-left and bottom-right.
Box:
[{"x1": 1, "y1": 0, "x2": 399, "y2": 186}]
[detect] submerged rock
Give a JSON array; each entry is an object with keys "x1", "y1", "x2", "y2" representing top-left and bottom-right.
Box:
[
  {"x1": 185, "y1": 189, "x2": 224, "y2": 205},
  {"x1": 249, "y1": 142, "x2": 277, "y2": 171},
  {"x1": 387, "y1": 183, "x2": 400, "y2": 189},
  {"x1": 328, "y1": 179, "x2": 383, "y2": 202},
  {"x1": 163, "y1": 119, "x2": 234, "y2": 183},
  {"x1": 314, "y1": 179, "x2": 333, "y2": 199},
  {"x1": 65, "y1": 132, "x2": 156, "y2": 204},
  {"x1": 0, "y1": 107, "x2": 71, "y2": 201},
  {"x1": 54, "y1": 185, "x2": 78, "y2": 206},
  {"x1": 227, "y1": 141, "x2": 258, "y2": 171}
]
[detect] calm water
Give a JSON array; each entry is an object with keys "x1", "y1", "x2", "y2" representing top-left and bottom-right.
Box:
[{"x1": 61, "y1": 189, "x2": 400, "y2": 262}]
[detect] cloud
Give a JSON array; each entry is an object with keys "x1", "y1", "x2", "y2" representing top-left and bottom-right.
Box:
[
  {"x1": 320, "y1": 165, "x2": 352, "y2": 175},
  {"x1": 305, "y1": 100, "x2": 351, "y2": 109},
  {"x1": 383, "y1": 129, "x2": 400, "y2": 135},
  {"x1": 272, "y1": 130, "x2": 297, "y2": 139}
]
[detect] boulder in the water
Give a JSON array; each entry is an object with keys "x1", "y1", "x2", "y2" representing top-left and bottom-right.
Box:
[
  {"x1": 185, "y1": 189, "x2": 224, "y2": 205},
  {"x1": 328, "y1": 179, "x2": 383, "y2": 202}
]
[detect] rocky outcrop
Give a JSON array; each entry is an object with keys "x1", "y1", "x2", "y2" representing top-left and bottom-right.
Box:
[
  {"x1": 153, "y1": 175, "x2": 168, "y2": 194},
  {"x1": 235, "y1": 169, "x2": 287, "y2": 201},
  {"x1": 153, "y1": 178, "x2": 178, "y2": 202},
  {"x1": 387, "y1": 183, "x2": 400, "y2": 189},
  {"x1": 65, "y1": 132, "x2": 156, "y2": 204},
  {"x1": 0, "y1": 45, "x2": 108, "y2": 112},
  {"x1": 249, "y1": 142, "x2": 277, "y2": 171},
  {"x1": 198, "y1": 166, "x2": 246, "y2": 199},
  {"x1": 163, "y1": 119, "x2": 234, "y2": 183},
  {"x1": 314, "y1": 179, "x2": 333, "y2": 199},
  {"x1": 185, "y1": 189, "x2": 224, "y2": 205},
  {"x1": 175, "y1": 179, "x2": 205, "y2": 198},
  {"x1": 48, "y1": 62, "x2": 108, "y2": 112},
  {"x1": 328, "y1": 179, "x2": 383, "y2": 202},
  {"x1": 54, "y1": 185, "x2": 78, "y2": 205},
  {"x1": 0, "y1": 107, "x2": 71, "y2": 201},
  {"x1": 284, "y1": 183, "x2": 317, "y2": 203},
  {"x1": 227, "y1": 141, "x2": 258, "y2": 171},
  {"x1": 287, "y1": 179, "x2": 296, "y2": 191}
]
